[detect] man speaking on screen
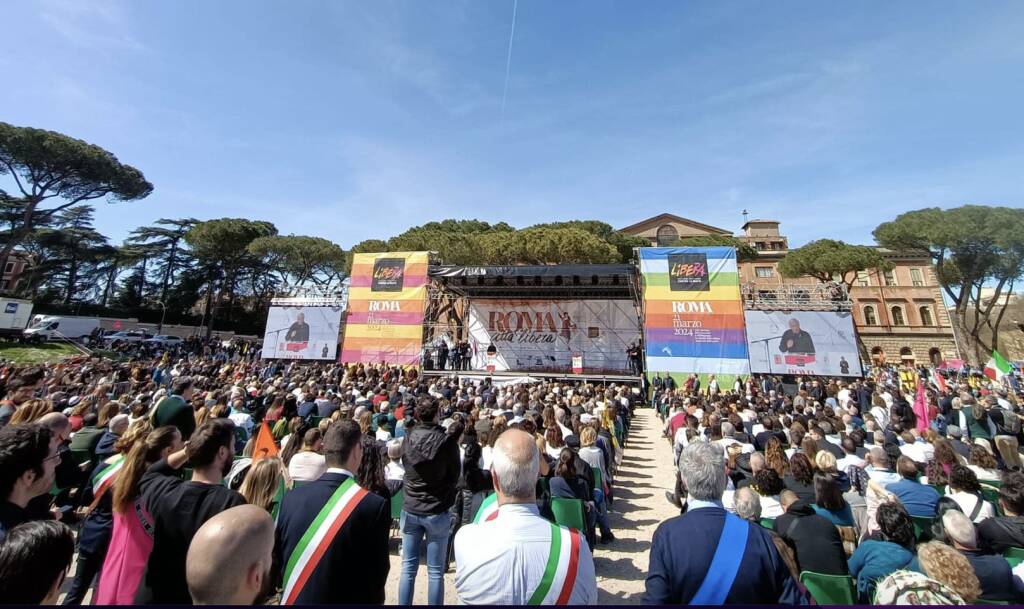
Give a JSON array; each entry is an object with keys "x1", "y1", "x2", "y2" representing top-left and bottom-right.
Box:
[
  {"x1": 778, "y1": 318, "x2": 815, "y2": 355},
  {"x1": 285, "y1": 312, "x2": 311, "y2": 343}
]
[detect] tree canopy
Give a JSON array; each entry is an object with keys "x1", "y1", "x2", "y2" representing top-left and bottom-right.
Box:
[
  {"x1": 874, "y1": 205, "x2": 1024, "y2": 363},
  {"x1": 247, "y1": 234, "x2": 348, "y2": 288},
  {"x1": 778, "y1": 239, "x2": 891, "y2": 289},
  {"x1": 0, "y1": 122, "x2": 153, "y2": 272}
]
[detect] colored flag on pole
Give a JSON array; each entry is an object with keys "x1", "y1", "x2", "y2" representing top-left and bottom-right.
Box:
[
  {"x1": 252, "y1": 420, "x2": 278, "y2": 462},
  {"x1": 934, "y1": 371, "x2": 947, "y2": 394},
  {"x1": 984, "y1": 350, "x2": 1012, "y2": 380},
  {"x1": 912, "y1": 379, "x2": 930, "y2": 433}
]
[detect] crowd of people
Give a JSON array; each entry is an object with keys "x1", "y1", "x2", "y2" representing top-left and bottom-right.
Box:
[
  {"x1": 650, "y1": 371, "x2": 1024, "y2": 603},
  {"x1": 0, "y1": 341, "x2": 635, "y2": 605}
]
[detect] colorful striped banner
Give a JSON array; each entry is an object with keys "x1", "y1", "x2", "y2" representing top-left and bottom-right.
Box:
[
  {"x1": 340, "y1": 252, "x2": 430, "y2": 366},
  {"x1": 639, "y1": 247, "x2": 750, "y2": 387}
]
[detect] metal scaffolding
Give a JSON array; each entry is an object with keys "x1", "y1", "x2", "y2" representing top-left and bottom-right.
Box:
[{"x1": 741, "y1": 282, "x2": 852, "y2": 312}]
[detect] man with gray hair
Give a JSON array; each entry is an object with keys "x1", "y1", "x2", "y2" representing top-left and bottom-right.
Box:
[
  {"x1": 733, "y1": 487, "x2": 762, "y2": 522},
  {"x1": 942, "y1": 510, "x2": 1017, "y2": 601},
  {"x1": 454, "y1": 429, "x2": 596, "y2": 604},
  {"x1": 644, "y1": 442, "x2": 793, "y2": 604}
]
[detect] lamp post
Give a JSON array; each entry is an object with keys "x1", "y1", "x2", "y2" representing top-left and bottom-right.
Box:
[{"x1": 156, "y1": 300, "x2": 167, "y2": 335}]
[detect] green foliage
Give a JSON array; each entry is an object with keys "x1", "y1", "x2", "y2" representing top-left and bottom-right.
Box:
[
  {"x1": 185, "y1": 218, "x2": 278, "y2": 268},
  {"x1": 874, "y1": 205, "x2": 1024, "y2": 362},
  {"x1": 778, "y1": 239, "x2": 891, "y2": 287},
  {"x1": 247, "y1": 234, "x2": 348, "y2": 287},
  {"x1": 671, "y1": 235, "x2": 758, "y2": 262},
  {"x1": 366, "y1": 218, "x2": 636, "y2": 265},
  {"x1": 0, "y1": 122, "x2": 153, "y2": 270}
]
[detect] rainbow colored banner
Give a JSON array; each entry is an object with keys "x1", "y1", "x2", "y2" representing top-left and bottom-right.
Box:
[
  {"x1": 340, "y1": 252, "x2": 429, "y2": 366},
  {"x1": 639, "y1": 247, "x2": 750, "y2": 386}
]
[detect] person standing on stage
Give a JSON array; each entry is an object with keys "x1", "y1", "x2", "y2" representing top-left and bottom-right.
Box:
[
  {"x1": 454, "y1": 429, "x2": 597, "y2": 604},
  {"x1": 274, "y1": 420, "x2": 391, "y2": 604}
]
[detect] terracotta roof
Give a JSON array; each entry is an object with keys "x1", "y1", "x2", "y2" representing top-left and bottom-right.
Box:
[{"x1": 618, "y1": 213, "x2": 732, "y2": 235}]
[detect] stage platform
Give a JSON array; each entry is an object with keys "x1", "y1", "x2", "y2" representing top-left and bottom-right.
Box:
[{"x1": 419, "y1": 368, "x2": 644, "y2": 386}]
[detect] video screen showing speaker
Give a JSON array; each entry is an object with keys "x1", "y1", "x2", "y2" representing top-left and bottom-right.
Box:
[
  {"x1": 744, "y1": 310, "x2": 863, "y2": 377},
  {"x1": 262, "y1": 306, "x2": 342, "y2": 360}
]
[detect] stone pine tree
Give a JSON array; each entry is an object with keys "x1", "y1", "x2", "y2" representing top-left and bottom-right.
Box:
[
  {"x1": 778, "y1": 239, "x2": 891, "y2": 290},
  {"x1": 0, "y1": 122, "x2": 153, "y2": 274},
  {"x1": 874, "y1": 205, "x2": 1024, "y2": 364}
]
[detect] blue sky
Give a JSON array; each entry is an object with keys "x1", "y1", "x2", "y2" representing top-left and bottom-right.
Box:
[{"x1": 3, "y1": 1, "x2": 1023, "y2": 249}]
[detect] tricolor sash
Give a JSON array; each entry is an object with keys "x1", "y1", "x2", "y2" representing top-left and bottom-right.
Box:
[
  {"x1": 527, "y1": 523, "x2": 581, "y2": 605},
  {"x1": 90, "y1": 454, "x2": 125, "y2": 508},
  {"x1": 281, "y1": 478, "x2": 370, "y2": 605},
  {"x1": 473, "y1": 493, "x2": 499, "y2": 523}
]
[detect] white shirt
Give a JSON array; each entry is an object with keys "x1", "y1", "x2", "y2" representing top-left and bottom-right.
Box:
[
  {"x1": 454, "y1": 503, "x2": 597, "y2": 605},
  {"x1": 837, "y1": 453, "x2": 866, "y2": 472},
  {"x1": 947, "y1": 490, "x2": 996, "y2": 523},
  {"x1": 228, "y1": 410, "x2": 254, "y2": 435},
  {"x1": 288, "y1": 451, "x2": 327, "y2": 481},
  {"x1": 385, "y1": 461, "x2": 405, "y2": 481}
]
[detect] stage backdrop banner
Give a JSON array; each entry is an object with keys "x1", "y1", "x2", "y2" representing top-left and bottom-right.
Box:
[
  {"x1": 744, "y1": 310, "x2": 863, "y2": 377},
  {"x1": 340, "y1": 252, "x2": 429, "y2": 366},
  {"x1": 262, "y1": 306, "x2": 343, "y2": 360},
  {"x1": 466, "y1": 299, "x2": 641, "y2": 374},
  {"x1": 640, "y1": 247, "x2": 750, "y2": 385}
]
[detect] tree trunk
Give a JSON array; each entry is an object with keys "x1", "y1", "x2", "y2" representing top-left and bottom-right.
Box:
[
  {"x1": 160, "y1": 240, "x2": 178, "y2": 303},
  {"x1": 202, "y1": 271, "x2": 216, "y2": 340},
  {"x1": 101, "y1": 264, "x2": 117, "y2": 307},
  {"x1": 63, "y1": 258, "x2": 79, "y2": 305}
]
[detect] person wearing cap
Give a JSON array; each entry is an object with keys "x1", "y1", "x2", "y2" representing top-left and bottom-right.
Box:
[{"x1": 946, "y1": 425, "x2": 972, "y2": 460}]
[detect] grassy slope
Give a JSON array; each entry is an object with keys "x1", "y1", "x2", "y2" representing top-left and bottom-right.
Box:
[{"x1": 0, "y1": 342, "x2": 82, "y2": 364}]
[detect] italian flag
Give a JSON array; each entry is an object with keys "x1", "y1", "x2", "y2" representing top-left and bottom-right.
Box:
[
  {"x1": 473, "y1": 493, "x2": 500, "y2": 524},
  {"x1": 527, "y1": 523, "x2": 582, "y2": 605},
  {"x1": 90, "y1": 454, "x2": 125, "y2": 507},
  {"x1": 984, "y1": 350, "x2": 1012, "y2": 380}
]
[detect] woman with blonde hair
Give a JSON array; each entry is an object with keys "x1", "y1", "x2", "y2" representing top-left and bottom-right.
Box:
[
  {"x1": 7, "y1": 398, "x2": 53, "y2": 425},
  {"x1": 764, "y1": 436, "x2": 790, "y2": 477},
  {"x1": 95, "y1": 424, "x2": 182, "y2": 605},
  {"x1": 874, "y1": 541, "x2": 980, "y2": 604},
  {"x1": 239, "y1": 456, "x2": 290, "y2": 515}
]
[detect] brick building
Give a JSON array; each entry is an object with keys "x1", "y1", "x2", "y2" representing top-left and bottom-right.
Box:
[
  {"x1": 619, "y1": 214, "x2": 959, "y2": 367},
  {"x1": 0, "y1": 251, "x2": 31, "y2": 293}
]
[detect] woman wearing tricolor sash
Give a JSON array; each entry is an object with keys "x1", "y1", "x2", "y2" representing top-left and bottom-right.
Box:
[
  {"x1": 63, "y1": 419, "x2": 152, "y2": 604},
  {"x1": 454, "y1": 429, "x2": 597, "y2": 605},
  {"x1": 94, "y1": 425, "x2": 182, "y2": 605}
]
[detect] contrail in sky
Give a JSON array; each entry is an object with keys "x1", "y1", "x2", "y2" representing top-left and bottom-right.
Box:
[{"x1": 500, "y1": 0, "x2": 518, "y2": 126}]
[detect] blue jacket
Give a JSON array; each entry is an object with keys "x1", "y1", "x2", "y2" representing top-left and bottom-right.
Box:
[
  {"x1": 643, "y1": 506, "x2": 793, "y2": 604},
  {"x1": 848, "y1": 539, "x2": 914, "y2": 602}
]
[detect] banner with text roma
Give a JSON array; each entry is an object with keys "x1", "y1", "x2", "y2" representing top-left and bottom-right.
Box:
[
  {"x1": 340, "y1": 252, "x2": 429, "y2": 366},
  {"x1": 639, "y1": 246, "x2": 750, "y2": 387}
]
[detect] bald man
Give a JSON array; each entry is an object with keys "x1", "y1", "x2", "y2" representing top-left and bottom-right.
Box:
[
  {"x1": 454, "y1": 429, "x2": 597, "y2": 604},
  {"x1": 186, "y1": 505, "x2": 274, "y2": 605}
]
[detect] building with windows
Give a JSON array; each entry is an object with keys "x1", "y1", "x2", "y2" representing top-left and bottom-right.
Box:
[
  {"x1": 0, "y1": 251, "x2": 31, "y2": 293},
  {"x1": 620, "y1": 214, "x2": 959, "y2": 367}
]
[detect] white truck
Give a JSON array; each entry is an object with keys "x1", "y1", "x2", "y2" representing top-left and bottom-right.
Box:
[
  {"x1": 0, "y1": 298, "x2": 34, "y2": 340},
  {"x1": 22, "y1": 315, "x2": 101, "y2": 343}
]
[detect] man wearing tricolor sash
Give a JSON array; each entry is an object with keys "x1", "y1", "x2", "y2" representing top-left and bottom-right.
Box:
[
  {"x1": 274, "y1": 420, "x2": 391, "y2": 604},
  {"x1": 454, "y1": 429, "x2": 597, "y2": 605}
]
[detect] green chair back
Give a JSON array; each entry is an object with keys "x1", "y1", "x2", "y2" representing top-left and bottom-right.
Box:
[
  {"x1": 910, "y1": 515, "x2": 933, "y2": 541},
  {"x1": 70, "y1": 447, "x2": 92, "y2": 466},
  {"x1": 391, "y1": 489, "x2": 404, "y2": 520},
  {"x1": 550, "y1": 497, "x2": 586, "y2": 531},
  {"x1": 1004, "y1": 546, "x2": 1024, "y2": 568},
  {"x1": 799, "y1": 571, "x2": 856, "y2": 605},
  {"x1": 929, "y1": 483, "x2": 946, "y2": 496},
  {"x1": 759, "y1": 517, "x2": 775, "y2": 530},
  {"x1": 980, "y1": 486, "x2": 1001, "y2": 508},
  {"x1": 976, "y1": 599, "x2": 1009, "y2": 605},
  {"x1": 538, "y1": 477, "x2": 550, "y2": 495},
  {"x1": 981, "y1": 479, "x2": 1002, "y2": 488}
]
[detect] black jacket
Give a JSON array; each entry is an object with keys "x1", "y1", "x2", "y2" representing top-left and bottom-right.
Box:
[
  {"x1": 274, "y1": 472, "x2": 391, "y2": 604},
  {"x1": 774, "y1": 501, "x2": 848, "y2": 576},
  {"x1": 402, "y1": 422, "x2": 461, "y2": 515}
]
